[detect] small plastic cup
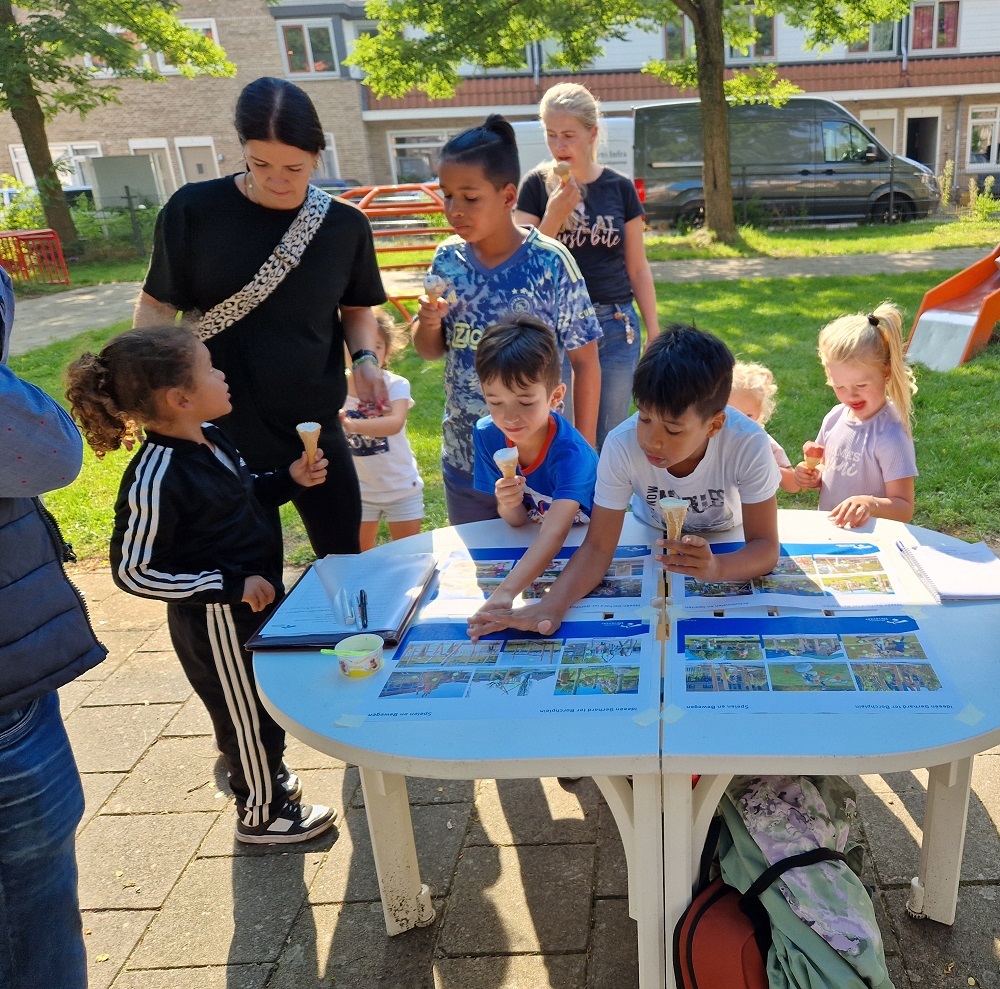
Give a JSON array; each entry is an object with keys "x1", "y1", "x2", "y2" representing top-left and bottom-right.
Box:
[{"x1": 332, "y1": 633, "x2": 384, "y2": 678}]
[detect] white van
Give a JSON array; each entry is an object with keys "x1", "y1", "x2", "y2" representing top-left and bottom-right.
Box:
[{"x1": 511, "y1": 117, "x2": 635, "y2": 178}]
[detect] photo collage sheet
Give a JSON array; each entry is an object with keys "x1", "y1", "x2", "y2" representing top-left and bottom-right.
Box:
[
  {"x1": 672, "y1": 613, "x2": 958, "y2": 713},
  {"x1": 356, "y1": 545, "x2": 662, "y2": 720},
  {"x1": 671, "y1": 541, "x2": 928, "y2": 611}
]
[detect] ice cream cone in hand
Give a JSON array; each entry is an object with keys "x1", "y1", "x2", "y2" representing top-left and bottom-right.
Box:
[
  {"x1": 296, "y1": 421, "x2": 321, "y2": 465},
  {"x1": 802, "y1": 441, "x2": 824, "y2": 470},
  {"x1": 493, "y1": 446, "x2": 520, "y2": 479},
  {"x1": 659, "y1": 497, "x2": 688, "y2": 554},
  {"x1": 554, "y1": 161, "x2": 571, "y2": 185},
  {"x1": 423, "y1": 271, "x2": 449, "y2": 305}
]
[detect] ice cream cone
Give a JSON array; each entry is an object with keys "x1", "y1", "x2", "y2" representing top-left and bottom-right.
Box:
[
  {"x1": 659, "y1": 497, "x2": 688, "y2": 554},
  {"x1": 554, "y1": 161, "x2": 571, "y2": 185},
  {"x1": 493, "y1": 446, "x2": 520, "y2": 479},
  {"x1": 802, "y1": 442, "x2": 824, "y2": 471},
  {"x1": 296, "y1": 421, "x2": 321, "y2": 465},
  {"x1": 423, "y1": 271, "x2": 448, "y2": 305}
]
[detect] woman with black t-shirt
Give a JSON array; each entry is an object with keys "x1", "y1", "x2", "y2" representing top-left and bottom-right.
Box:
[
  {"x1": 135, "y1": 77, "x2": 387, "y2": 556},
  {"x1": 515, "y1": 83, "x2": 660, "y2": 450}
]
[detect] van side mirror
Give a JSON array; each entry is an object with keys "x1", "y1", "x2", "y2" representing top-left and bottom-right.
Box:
[{"x1": 864, "y1": 143, "x2": 879, "y2": 163}]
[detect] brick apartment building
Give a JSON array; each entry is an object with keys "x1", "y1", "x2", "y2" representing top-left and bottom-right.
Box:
[{"x1": 1, "y1": 0, "x2": 998, "y2": 204}]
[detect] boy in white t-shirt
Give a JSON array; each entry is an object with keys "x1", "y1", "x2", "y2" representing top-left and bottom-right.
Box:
[
  {"x1": 342, "y1": 308, "x2": 424, "y2": 551},
  {"x1": 468, "y1": 324, "x2": 781, "y2": 638}
]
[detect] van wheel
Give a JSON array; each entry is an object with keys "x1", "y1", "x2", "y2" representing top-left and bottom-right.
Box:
[
  {"x1": 676, "y1": 202, "x2": 705, "y2": 232},
  {"x1": 870, "y1": 195, "x2": 914, "y2": 224}
]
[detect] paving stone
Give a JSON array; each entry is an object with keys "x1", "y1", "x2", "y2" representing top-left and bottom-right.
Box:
[
  {"x1": 103, "y1": 735, "x2": 231, "y2": 814},
  {"x1": 886, "y1": 886, "x2": 1000, "y2": 989},
  {"x1": 440, "y1": 843, "x2": 596, "y2": 955},
  {"x1": 467, "y1": 776, "x2": 600, "y2": 846},
  {"x1": 111, "y1": 965, "x2": 272, "y2": 989},
  {"x1": 309, "y1": 801, "x2": 471, "y2": 902},
  {"x1": 352, "y1": 774, "x2": 474, "y2": 808},
  {"x1": 82, "y1": 909, "x2": 155, "y2": 989},
  {"x1": 434, "y1": 953, "x2": 587, "y2": 989},
  {"x1": 162, "y1": 694, "x2": 214, "y2": 736},
  {"x1": 83, "y1": 650, "x2": 192, "y2": 706},
  {"x1": 72, "y1": 569, "x2": 119, "y2": 605},
  {"x1": 78, "y1": 628, "x2": 153, "y2": 681},
  {"x1": 851, "y1": 770, "x2": 928, "y2": 796},
  {"x1": 93, "y1": 589, "x2": 168, "y2": 631},
  {"x1": 59, "y1": 677, "x2": 95, "y2": 716},
  {"x1": 134, "y1": 623, "x2": 176, "y2": 652},
  {"x1": 283, "y1": 734, "x2": 356, "y2": 773},
  {"x1": 197, "y1": 767, "x2": 349, "y2": 857},
  {"x1": 587, "y1": 897, "x2": 639, "y2": 989},
  {"x1": 78, "y1": 771, "x2": 125, "y2": 830},
  {"x1": 595, "y1": 799, "x2": 629, "y2": 897},
  {"x1": 77, "y1": 812, "x2": 215, "y2": 909},
  {"x1": 65, "y1": 702, "x2": 180, "y2": 772},
  {"x1": 269, "y1": 900, "x2": 440, "y2": 989},
  {"x1": 859, "y1": 788, "x2": 1000, "y2": 885},
  {"x1": 128, "y1": 854, "x2": 324, "y2": 968}
]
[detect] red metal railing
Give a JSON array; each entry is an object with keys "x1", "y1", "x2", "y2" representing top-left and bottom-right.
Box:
[
  {"x1": 342, "y1": 183, "x2": 453, "y2": 321},
  {"x1": 0, "y1": 229, "x2": 70, "y2": 286}
]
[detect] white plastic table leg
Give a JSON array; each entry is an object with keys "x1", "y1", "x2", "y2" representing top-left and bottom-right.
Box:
[
  {"x1": 593, "y1": 774, "x2": 665, "y2": 989},
  {"x1": 358, "y1": 766, "x2": 436, "y2": 935},
  {"x1": 907, "y1": 756, "x2": 974, "y2": 925},
  {"x1": 662, "y1": 772, "x2": 696, "y2": 988}
]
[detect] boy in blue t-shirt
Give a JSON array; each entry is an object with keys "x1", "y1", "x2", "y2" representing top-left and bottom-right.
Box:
[
  {"x1": 412, "y1": 115, "x2": 601, "y2": 526},
  {"x1": 470, "y1": 316, "x2": 598, "y2": 615}
]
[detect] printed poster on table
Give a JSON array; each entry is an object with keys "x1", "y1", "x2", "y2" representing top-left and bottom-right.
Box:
[
  {"x1": 357, "y1": 619, "x2": 659, "y2": 721},
  {"x1": 671, "y1": 542, "x2": 926, "y2": 610},
  {"x1": 669, "y1": 614, "x2": 959, "y2": 714},
  {"x1": 421, "y1": 544, "x2": 657, "y2": 619}
]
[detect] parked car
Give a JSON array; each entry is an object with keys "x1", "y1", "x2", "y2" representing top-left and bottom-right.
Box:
[{"x1": 633, "y1": 97, "x2": 940, "y2": 227}]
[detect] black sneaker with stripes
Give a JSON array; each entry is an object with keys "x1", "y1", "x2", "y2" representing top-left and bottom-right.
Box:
[{"x1": 235, "y1": 801, "x2": 337, "y2": 844}]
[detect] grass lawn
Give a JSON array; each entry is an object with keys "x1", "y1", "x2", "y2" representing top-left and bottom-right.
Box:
[
  {"x1": 10, "y1": 268, "x2": 999, "y2": 566},
  {"x1": 10, "y1": 216, "x2": 1000, "y2": 300}
]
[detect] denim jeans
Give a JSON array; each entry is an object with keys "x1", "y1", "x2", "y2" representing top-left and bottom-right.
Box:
[
  {"x1": 561, "y1": 301, "x2": 641, "y2": 451},
  {"x1": 0, "y1": 692, "x2": 87, "y2": 989},
  {"x1": 442, "y1": 461, "x2": 500, "y2": 526}
]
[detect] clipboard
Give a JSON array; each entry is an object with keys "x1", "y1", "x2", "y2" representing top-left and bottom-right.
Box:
[{"x1": 246, "y1": 552, "x2": 437, "y2": 650}]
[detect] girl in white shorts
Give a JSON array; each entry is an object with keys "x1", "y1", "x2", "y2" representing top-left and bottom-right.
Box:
[{"x1": 341, "y1": 308, "x2": 425, "y2": 551}]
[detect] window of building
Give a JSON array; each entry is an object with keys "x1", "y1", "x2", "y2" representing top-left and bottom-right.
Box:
[
  {"x1": 911, "y1": 1, "x2": 959, "y2": 51},
  {"x1": 84, "y1": 27, "x2": 151, "y2": 77},
  {"x1": 665, "y1": 16, "x2": 693, "y2": 61},
  {"x1": 848, "y1": 21, "x2": 897, "y2": 54},
  {"x1": 317, "y1": 133, "x2": 341, "y2": 180},
  {"x1": 968, "y1": 106, "x2": 999, "y2": 168},
  {"x1": 389, "y1": 131, "x2": 461, "y2": 184},
  {"x1": 9, "y1": 142, "x2": 102, "y2": 188},
  {"x1": 278, "y1": 19, "x2": 338, "y2": 76},
  {"x1": 157, "y1": 18, "x2": 218, "y2": 74},
  {"x1": 343, "y1": 19, "x2": 377, "y2": 79},
  {"x1": 726, "y1": 11, "x2": 775, "y2": 62}
]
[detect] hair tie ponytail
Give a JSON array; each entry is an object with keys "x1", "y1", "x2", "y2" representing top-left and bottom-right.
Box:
[{"x1": 867, "y1": 314, "x2": 880, "y2": 328}]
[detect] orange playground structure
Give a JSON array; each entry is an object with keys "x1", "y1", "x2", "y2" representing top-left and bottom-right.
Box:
[{"x1": 906, "y1": 243, "x2": 1000, "y2": 370}]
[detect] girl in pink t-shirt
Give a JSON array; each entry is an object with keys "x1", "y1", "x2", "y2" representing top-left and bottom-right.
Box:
[{"x1": 794, "y1": 301, "x2": 918, "y2": 528}]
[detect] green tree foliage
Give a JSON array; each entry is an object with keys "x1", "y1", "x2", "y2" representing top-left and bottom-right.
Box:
[
  {"x1": 350, "y1": 0, "x2": 911, "y2": 242},
  {"x1": 0, "y1": 0, "x2": 234, "y2": 245}
]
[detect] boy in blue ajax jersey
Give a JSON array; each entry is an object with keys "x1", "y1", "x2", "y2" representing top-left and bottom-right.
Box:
[
  {"x1": 412, "y1": 115, "x2": 601, "y2": 526},
  {"x1": 470, "y1": 316, "x2": 598, "y2": 617}
]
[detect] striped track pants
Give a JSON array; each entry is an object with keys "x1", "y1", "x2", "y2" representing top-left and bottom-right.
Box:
[{"x1": 167, "y1": 601, "x2": 285, "y2": 827}]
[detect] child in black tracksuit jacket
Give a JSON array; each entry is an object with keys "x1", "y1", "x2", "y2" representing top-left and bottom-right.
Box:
[{"x1": 68, "y1": 326, "x2": 337, "y2": 844}]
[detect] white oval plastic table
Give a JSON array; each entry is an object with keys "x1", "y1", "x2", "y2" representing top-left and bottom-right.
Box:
[{"x1": 255, "y1": 510, "x2": 1000, "y2": 989}]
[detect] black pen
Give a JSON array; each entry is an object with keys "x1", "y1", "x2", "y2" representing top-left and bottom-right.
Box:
[{"x1": 358, "y1": 588, "x2": 368, "y2": 629}]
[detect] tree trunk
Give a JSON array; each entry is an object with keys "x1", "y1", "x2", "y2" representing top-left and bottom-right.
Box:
[
  {"x1": 0, "y1": 0, "x2": 78, "y2": 246},
  {"x1": 690, "y1": 0, "x2": 736, "y2": 243}
]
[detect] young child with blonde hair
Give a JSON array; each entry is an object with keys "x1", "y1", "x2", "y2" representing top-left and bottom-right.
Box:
[
  {"x1": 342, "y1": 306, "x2": 424, "y2": 551},
  {"x1": 728, "y1": 361, "x2": 798, "y2": 493},
  {"x1": 794, "y1": 301, "x2": 917, "y2": 528}
]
